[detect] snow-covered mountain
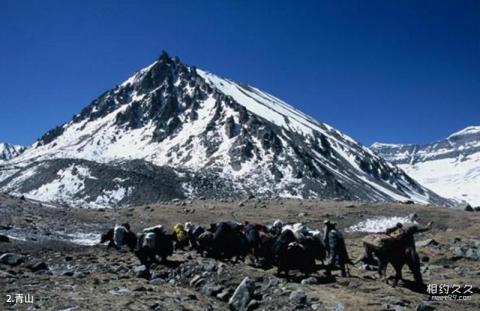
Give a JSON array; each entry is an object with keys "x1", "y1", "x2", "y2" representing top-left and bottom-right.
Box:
[
  {"x1": 371, "y1": 126, "x2": 480, "y2": 206},
  {"x1": 0, "y1": 52, "x2": 451, "y2": 208},
  {"x1": 0, "y1": 143, "x2": 24, "y2": 161}
]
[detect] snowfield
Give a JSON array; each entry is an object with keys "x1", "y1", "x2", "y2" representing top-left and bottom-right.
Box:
[
  {"x1": 399, "y1": 155, "x2": 480, "y2": 206},
  {"x1": 346, "y1": 216, "x2": 417, "y2": 233},
  {"x1": 372, "y1": 126, "x2": 480, "y2": 206},
  {"x1": 26, "y1": 165, "x2": 92, "y2": 203},
  {"x1": 57, "y1": 232, "x2": 100, "y2": 246}
]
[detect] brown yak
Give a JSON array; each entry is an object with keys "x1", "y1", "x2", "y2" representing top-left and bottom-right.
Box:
[{"x1": 358, "y1": 222, "x2": 432, "y2": 287}]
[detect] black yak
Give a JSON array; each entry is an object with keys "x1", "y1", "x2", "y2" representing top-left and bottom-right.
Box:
[
  {"x1": 135, "y1": 226, "x2": 174, "y2": 268},
  {"x1": 100, "y1": 223, "x2": 137, "y2": 251}
]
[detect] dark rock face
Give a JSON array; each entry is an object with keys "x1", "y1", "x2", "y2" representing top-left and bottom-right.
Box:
[{"x1": 37, "y1": 125, "x2": 65, "y2": 146}]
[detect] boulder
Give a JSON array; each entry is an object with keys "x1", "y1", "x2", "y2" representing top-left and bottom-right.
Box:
[
  {"x1": 190, "y1": 275, "x2": 205, "y2": 288},
  {"x1": 217, "y1": 289, "x2": 232, "y2": 301},
  {"x1": 246, "y1": 299, "x2": 260, "y2": 310},
  {"x1": 415, "y1": 303, "x2": 435, "y2": 311},
  {"x1": 0, "y1": 234, "x2": 10, "y2": 242},
  {"x1": 301, "y1": 277, "x2": 318, "y2": 285},
  {"x1": 416, "y1": 239, "x2": 438, "y2": 248},
  {"x1": 332, "y1": 303, "x2": 345, "y2": 311},
  {"x1": 201, "y1": 284, "x2": 224, "y2": 296},
  {"x1": 0, "y1": 253, "x2": 23, "y2": 266},
  {"x1": 62, "y1": 270, "x2": 74, "y2": 277},
  {"x1": 228, "y1": 277, "x2": 255, "y2": 311},
  {"x1": 29, "y1": 262, "x2": 48, "y2": 272},
  {"x1": 288, "y1": 289, "x2": 307, "y2": 305},
  {"x1": 134, "y1": 265, "x2": 150, "y2": 279},
  {"x1": 149, "y1": 278, "x2": 165, "y2": 285}
]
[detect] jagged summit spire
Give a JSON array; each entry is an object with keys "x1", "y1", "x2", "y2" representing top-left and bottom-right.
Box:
[{"x1": 158, "y1": 50, "x2": 170, "y2": 61}]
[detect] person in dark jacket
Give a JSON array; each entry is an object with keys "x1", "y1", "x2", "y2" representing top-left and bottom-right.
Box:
[
  {"x1": 324, "y1": 220, "x2": 350, "y2": 277},
  {"x1": 185, "y1": 222, "x2": 205, "y2": 250},
  {"x1": 243, "y1": 222, "x2": 262, "y2": 259}
]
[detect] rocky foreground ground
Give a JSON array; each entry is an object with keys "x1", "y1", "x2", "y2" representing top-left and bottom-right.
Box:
[{"x1": 1, "y1": 193, "x2": 479, "y2": 310}]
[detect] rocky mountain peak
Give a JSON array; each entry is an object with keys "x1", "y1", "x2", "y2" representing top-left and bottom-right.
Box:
[
  {"x1": 0, "y1": 52, "x2": 453, "y2": 207},
  {"x1": 0, "y1": 143, "x2": 25, "y2": 161}
]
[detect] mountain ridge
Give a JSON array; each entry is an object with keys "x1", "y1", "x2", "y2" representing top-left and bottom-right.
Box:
[
  {"x1": 0, "y1": 52, "x2": 452, "y2": 207},
  {"x1": 0, "y1": 143, "x2": 24, "y2": 161},
  {"x1": 371, "y1": 126, "x2": 480, "y2": 206}
]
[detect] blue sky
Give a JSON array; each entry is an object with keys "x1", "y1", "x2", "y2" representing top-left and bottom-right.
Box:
[{"x1": 0, "y1": 0, "x2": 478, "y2": 146}]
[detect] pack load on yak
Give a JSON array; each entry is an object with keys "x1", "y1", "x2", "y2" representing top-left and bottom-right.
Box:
[
  {"x1": 358, "y1": 221, "x2": 433, "y2": 287},
  {"x1": 185, "y1": 222, "x2": 205, "y2": 250},
  {"x1": 143, "y1": 225, "x2": 165, "y2": 233},
  {"x1": 136, "y1": 225, "x2": 174, "y2": 268},
  {"x1": 100, "y1": 223, "x2": 137, "y2": 251},
  {"x1": 173, "y1": 223, "x2": 189, "y2": 249},
  {"x1": 362, "y1": 222, "x2": 432, "y2": 251}
]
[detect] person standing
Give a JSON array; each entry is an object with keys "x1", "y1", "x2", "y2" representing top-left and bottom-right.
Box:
[{"x1": 324, "y1": 220, "x2": 350, "y2": 277}]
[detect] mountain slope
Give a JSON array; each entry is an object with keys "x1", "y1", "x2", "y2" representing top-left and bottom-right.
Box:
[
  {"x1": 1, "y1": 52, "x2": 451, "y2": 207},
  {"x1": 371, "y1": 126, "x2": 480, "y2": 206},
  {"x1": 0, "y1": 143, "x2": 24, "y2": 161}
]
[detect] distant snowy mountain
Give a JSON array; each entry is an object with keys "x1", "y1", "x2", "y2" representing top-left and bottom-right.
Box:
[
  {"x1": 0, "y1": 51, "x2": 451, "y2": 208},
  {"x1": 0, "y1": 143, "x2": 24, "y2": 161},
  {"x1": 371, "y1": 126, "x2": 480, "y2": 206}
]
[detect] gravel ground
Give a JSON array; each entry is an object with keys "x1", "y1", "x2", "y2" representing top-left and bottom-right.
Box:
[{"x1": 1, "y1": 193, "x2": 479, "y2": 310}]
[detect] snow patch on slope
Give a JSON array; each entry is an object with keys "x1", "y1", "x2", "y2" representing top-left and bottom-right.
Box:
[
  {"x1": 93, "y1": 187, "x2": 130, "y2": 208},
  {"x1": 346, "y1": 216, "x2": 417, "y2": 233},
  {"x1": 25, "y1": 165, "x2": 93, "y2": 203},
  {"x1": 399, "y1": 154, "x2": 480, "y2": 206},
  {"x1": 55, "y1": 231, "x2": 100, "y2": 246}
]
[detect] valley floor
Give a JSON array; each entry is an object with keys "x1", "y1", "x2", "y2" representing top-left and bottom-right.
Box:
[{"x1": 1, "y1": 194, "x2": 479, "y2": 310}]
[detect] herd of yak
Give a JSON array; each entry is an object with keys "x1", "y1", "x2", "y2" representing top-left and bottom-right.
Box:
[{"x1": 100, "y1": 219, "x2": 432, "y2": 288}]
